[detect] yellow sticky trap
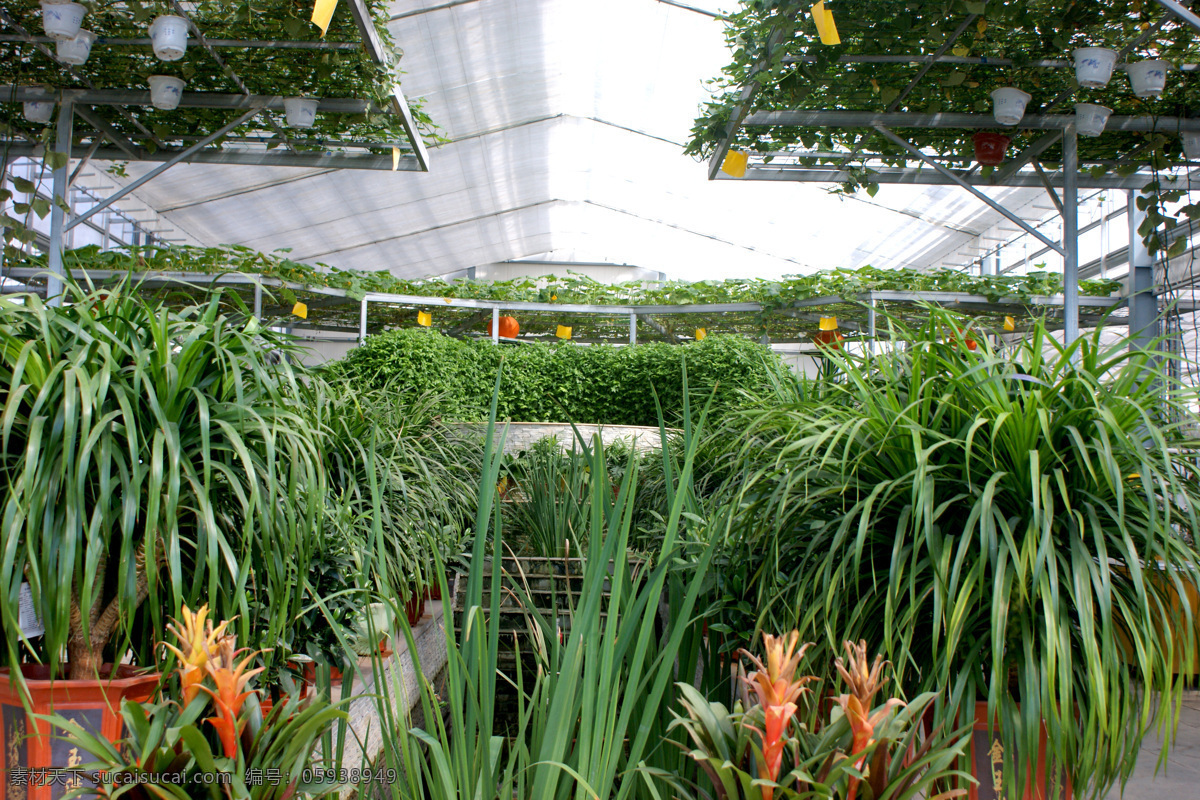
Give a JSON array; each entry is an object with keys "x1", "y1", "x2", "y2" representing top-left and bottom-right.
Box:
[
  {"x1": 721, "y1": 149, "x2": 748, "y2": 178},
  {"x1": 417, "y1": 310, "x2": 432, "y2": 327},
  {"x1": 695, "y1": 328, "x2": 707, "y2": 340},
  {"x1": 811, "y1": 1, "x2": 841, "y2": 45},
  {"x1": 556, "y1": 325, "x2": 572, "y2": 340},
  {"x1": 311, "y1": 0, "x2": 338, "y2": 36},
  {"x1": 1003, "y1": 315, "x2": 1016, "y2": 332},
  {"x1": 819, "y1": 316, "x2": 838, "y2": 331},
  {"x1": 392, "y1": 146, "x2": 400, "y2": 171},
  {"x1": 291, "y1": 302, "x2": 307, "y2": 319}
]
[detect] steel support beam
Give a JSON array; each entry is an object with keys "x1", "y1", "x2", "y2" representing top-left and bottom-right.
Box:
[
  {"x1": 1128, "y1": 189, "x2": 1159, "y2": 347},
  {"x1": 1153, "y1": 0, "x2": 1200, "y2": 33},
  {"x1": 994, "y1": 132, "x2": 1063, "y2": 184},
  {"x1": 1063, "y1": 124, "x2": 1080, "y2": 345},
  {"x1": 46, "y1": 98, "x2": 74, "y2": 306},
  {"x1": 744, "y1": 109, "x2": 1200, "y2": 132},
  {"x1": 65, "y1": 107, "x2": 263, "y2": 232},
  {"x1": 726, "y1": 165, "x2": 1162, "y2": 190},
  {"x1": 629, "y1": 313, "x2": 637, "y2": 345},
  {"x1": 73, "y1": 105, "x2": 143, "y2": 159},
  {"x1": 491, "y1": 307, "x2": 500, "y2": 344},
  {"x1": 254, "y1": 282, "x2": 263, "y2": 318},
  {"x1": 873, "y1": 125, "x2": 1067, "y2": 254},
  {"x1": 0, "y1": 86, "x2": 380, "y2": 113},
  {"x1": 359, "y1": 298, "x2": 369, "y2": 343},
  {"x1": 345, "y1": 0, "x2": 431, "y2": 171},
  {"x1": 0, "y1": 144, "x2": 419, "y2": 171},
  {"x1": 0, "y1": 34, "x2": 360, "y2": 50}
]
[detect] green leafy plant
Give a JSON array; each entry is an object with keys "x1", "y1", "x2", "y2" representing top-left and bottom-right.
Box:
[
  {"x1": 719, "y1": 305, "x2": 1200, "y2": 798},
  {"x1": 370, "y1": 363, "x2": 723, "y2": 800},
  {"x1": 0, "y1": 281, "x2": 324, "y2": 681},
  {"x1": 335, "y1": 328, "x2": 789, "y2": 426}
]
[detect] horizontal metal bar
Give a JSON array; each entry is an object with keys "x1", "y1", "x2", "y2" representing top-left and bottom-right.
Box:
[
  {"x1": 0, "y1": 144, "x2": 421, "y2": 171},
  {"x1": 724, "y1": 165, "x2": 1165, "y2": 190},
  {"x1": 743, "y1": 110, "x2": 1200, "y2": 132},
  {"x1": 1, "y1": 86, "x2": 381, "y2": 113},
  {"x1": 4, "y1": 268, "x2": 1128, "y2": 313},
  {"x1": 782, "y1": 54, "x2": 1200, "y2": 70},
  {"x1": 1154, "y1": 0, "x2": 1200, "y2": 33},
  {"x1": 0, "y1": 34, "x2": 359, "y2": 50}
]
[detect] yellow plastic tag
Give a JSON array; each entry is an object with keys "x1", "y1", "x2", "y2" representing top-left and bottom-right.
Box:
[
  {"x1": 291, "y1": 302, "x2": 307, "y2": 319},
  {"x1": 819, "y1": 316, "x2": 838, "y2": 331},
  {"x1": 311, "y1": 0, "x2": 338, "y2": 36},
  {"x1": 1003, "y1": 315, "x2": 1016, "y2": 332},
  {"x1": 721, "y1": 149, "x2": 748, "y2": 178},
  {"x1": 811, "y1": 1, "x2": 841, "y2": 45},
  {"x1": 695, "y1": 328, "x2": 707, "y2": 340},
  {"x1": 556, "y1": 325, "x2": 572, "y2": 340},
  {"x1": 392, "y1": 146, "x2": 401, "y2": 171},
  {"x1": 417, "y1": 310, "x2": 432, "y2": 327}
]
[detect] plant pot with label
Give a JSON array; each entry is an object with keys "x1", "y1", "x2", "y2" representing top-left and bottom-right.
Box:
[{"x1": 0, "y1": 665, "x2": 160, "y2": 800}]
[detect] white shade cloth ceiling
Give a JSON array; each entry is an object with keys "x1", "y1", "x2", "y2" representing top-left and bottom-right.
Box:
[{"x1": 111, "y1": 0, "x2": 1044, "y2": 280}]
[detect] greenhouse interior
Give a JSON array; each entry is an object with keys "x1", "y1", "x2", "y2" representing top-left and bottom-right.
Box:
[{"x1": 3, "y1": 1, "x2": 1200, "y2": 799}]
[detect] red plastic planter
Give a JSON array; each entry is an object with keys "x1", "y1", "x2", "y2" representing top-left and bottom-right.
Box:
[
  {"x1": 404, "y1": 595, "x2": 426, "y2": 626},
  {"x1": 0, "y1": 664, "x2": 160, "y2": 800},
  {"x1": 973, "y1": 132, "x2": 1012, "y2": 166}
]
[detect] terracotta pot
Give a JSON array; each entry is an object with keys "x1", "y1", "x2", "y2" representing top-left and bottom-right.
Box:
[
  {"x1": 405, "y1": 595, "x2": 426, "y2": 626},
  {"x1": 301, "y1": 662, "x2": 343, "y2": 686},
  {"x1": 0, "y1": 664, "x2": 160, "y2": 800},
  {"x1": 424, "y1": 582, "x2": 442, "y2": 601},
  {"x1": 973, "y1": 132, "x2": 1012, "y2": 167}
]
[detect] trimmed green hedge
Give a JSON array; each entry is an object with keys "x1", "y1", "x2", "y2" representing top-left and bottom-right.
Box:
[{"x1": 328, "y1": 329, "x2": 788, "y2": 425}]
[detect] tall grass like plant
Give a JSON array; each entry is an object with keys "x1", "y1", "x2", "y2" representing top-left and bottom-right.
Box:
[{"x1": 720, "y1": 307, "x2": 1200, "y2": 798}]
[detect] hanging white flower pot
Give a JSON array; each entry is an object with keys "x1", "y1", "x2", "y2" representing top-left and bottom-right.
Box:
[
  {"x1": 1182, "y1": 131, "x2": 1200, "y2": 161},
  {"x1": 1125, "y1": 60, "x2": 1170, "y2": 98},
  {"x1": 1073, "y1": 47, "x2": 1119, "y2": 89},
  {"x1": 148, "y1": 75, "x2": 186, "y2": 110},
  {"x1": 55, "y1": 28, "x2": 96, "y2": 66},
  {"x1": 1075, "y1": 103, "x2": 1112, "y2": 137},
  {"x1": 23, "y1": 98, "x2": 55, "y2": 124},
  {"x1": 149, "y1": 14, "x2": 189, "y2": 62},
  {"x1": 40, "y1": 1, "x2": 86, "y2": 41},
  {"x1": 990, "y1": 87, "x2": 1031, "y2": 126},
  {"x1": 283, "y1": 97, "x2": 319, "y2": 128}
]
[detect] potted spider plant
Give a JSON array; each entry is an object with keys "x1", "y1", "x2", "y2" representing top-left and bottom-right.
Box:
[
  {"x1": 721, "y1": 306, "x2": 1200, "y2": 800},
  {"x1": 0, "y1": 284, "x2": 325, "y2": 771}
]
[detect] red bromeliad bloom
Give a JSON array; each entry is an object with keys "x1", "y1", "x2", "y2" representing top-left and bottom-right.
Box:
[
  {"x1": 200, "y1": 633, "x2": 265, "y2": 759},
  {"x1": 832, "y1": 640, "x2": 906, "y2": 800},
  {"x1": 163, "y1": 604, "x2": 231, "y2": 705},
  {"x1": 740, "y1": 631, "x2": 818, "y2": 800}
]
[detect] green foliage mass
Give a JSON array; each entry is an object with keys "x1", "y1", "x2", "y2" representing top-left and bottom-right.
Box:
[
  {"x1": 31, "y1": 243, "x2": 1122, "y2": 305},
  {"x1": 329, "y1": 328, "x2": 789, "y2": 425}
]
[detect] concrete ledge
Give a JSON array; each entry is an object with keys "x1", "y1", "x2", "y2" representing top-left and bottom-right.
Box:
[
  {"x1": 333, "y1": 601, "x2": 447, "y2": 795},
  {"x1": 455, "y1": 421, "x2": 667, "y2": 455}
]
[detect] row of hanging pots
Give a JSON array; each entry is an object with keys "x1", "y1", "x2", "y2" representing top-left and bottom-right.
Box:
[
  {"x1": 42, "y1": 1, "x2": 187, "y2": 62},
  {"x1": 978, "y1": 48, "x2": 1175, "y2": 165},
  {"x1": 23, "y1": 90, "x2": 321, "y2": 127},
  {"x1": 31, "y1": 2, "x2": 320, "y2": 129}
]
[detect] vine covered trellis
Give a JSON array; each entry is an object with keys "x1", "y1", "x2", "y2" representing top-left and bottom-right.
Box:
[
  {"x1": 1, "y1": 244, "x2": 1128, "y2": 345},
  {"x1": 687, "y1": 0, "x2": 1200, "y2": 346}
]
